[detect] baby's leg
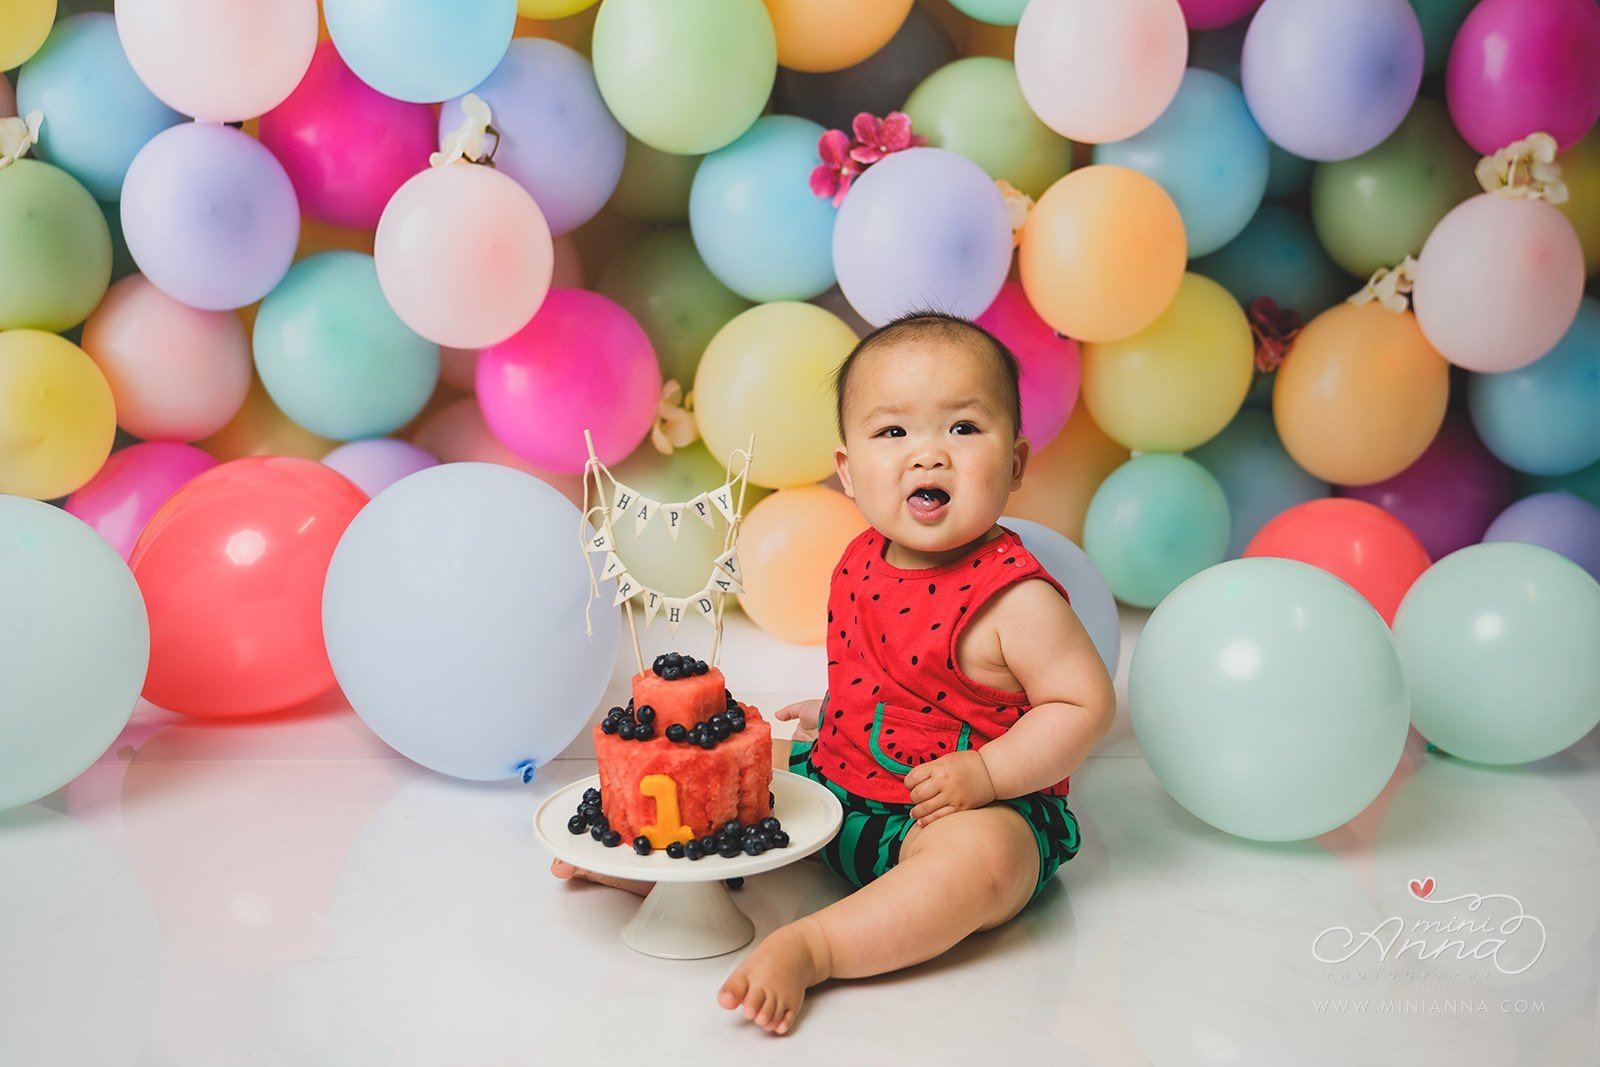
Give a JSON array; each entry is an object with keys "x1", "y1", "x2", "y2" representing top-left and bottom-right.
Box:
[
  {"x1": 549, "y1": 859, "x2": 652, "y2": 895},
  {"x1": 718, "y1": 805, "x2": 1040, "y2": 1034}
]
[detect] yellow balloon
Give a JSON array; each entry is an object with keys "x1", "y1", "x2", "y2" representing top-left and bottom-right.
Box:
[
  {"x1": 1080, "y1": 273, "x2": 1254, "y2": 452},
  {"x1": 0, "y1": 329, "x2": 114, "y2": 500},
  {"x1": 736, "y1": 485, "x2": 867, "y2": 644},
  {"x1": 0, "y1": 0, "x2": 55, "y2": 70},
  {"x1": 1005, "y1": 401, "x2": 1128, "y2": 545},
  {"x1": 1556, "y1": 131, "x2": 1600, "y2": 277},
  {"x1": 694, "y1": 302, "x2": 855, "y2": 489},
  {"x1": 198, "y1": 374, "x2": 337, "y2": 462},
  {"x1": 517, "y1": 0, "x2": 598, "y2": 20}
]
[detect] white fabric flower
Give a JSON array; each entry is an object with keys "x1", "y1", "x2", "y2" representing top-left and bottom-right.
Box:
[
  {"x1": 429, "y1": 94, "x2": 494, "y2": 169},
  {"x1": 0, "y1": 111, "x2": 44, "y2": 170}
]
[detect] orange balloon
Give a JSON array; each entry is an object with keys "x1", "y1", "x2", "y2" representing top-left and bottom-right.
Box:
[
  {"x1": 737, "y1": 486, "x2": 869, "y2": 644},
  {"x1": 296, "y1": 217, "x2": 375, "y2": 259},
  {"x1": 1272, "y1": 302, "x2": 1450, "y2": 487},
  {"x1": 1005, "y1": 401, "x2": 1128, "y2": 544},
  {"x1": 1019, "y1": 165, "x2": 1186, "y2": 343},
  {"x1": 964, "y1": 20, "x2": 1016, "y2": 59},
  {"x1": 764, "y1": 0, "x2": 914, "y2": 72},
  {"x1": 199, "y1": 375, "x2": 338, "y2": 461}
]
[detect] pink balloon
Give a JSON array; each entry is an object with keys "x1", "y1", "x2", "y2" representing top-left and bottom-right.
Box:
[
  {"x1": 115, "y1": 0, "x2": 318, "y2": 123},
  {"x1": 65, "y1": 442, "x2": 219, "y2": 560},
  {"x1": 974, "y1": 282, "x2": 1080, "y2": 450},
  {"x1": 1178, "y1": 0, "x2": 1262, "y2": 30},
  {"x1": 408, "y1": 395, "x2": 586, "y2": 505},
  {"x1": 1413, "y1": 195, "x2": 1585, "y2": 372},
  {"x1": 1015, "y1": 0, "x2": 1188, "y2": 143},
  {"x1": 321, "y1": 438, "x2": 438, "y2": 497},
  {"x1": 258, "y1": 42, "x2": 436, "y2": 230},
  {"x1": 81, "y1": 275, "x2": 253, "y2": 441},
  {"x1": 477, "y1": 289, "x2": 661, "y2": 472},
  {"x1": 1446, "y1": 0, "x2": 1600, "y2": 155},
  {"x1": 375, "y1": 164, "x2": 553, "y2": 348}
]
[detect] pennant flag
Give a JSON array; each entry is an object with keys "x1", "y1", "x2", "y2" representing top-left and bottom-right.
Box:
[
  {"x1": 687, "y1": 492, "x2": 716, "y2": 527},
  {"x1": 692, "y1": 591, "x2": 716, "y2": 620},
  {"x1": 586, "y1": 527, "x2": 613, "y2": 554},
  {"x1": 709, "y1": 483, "x2": 737, "y2": 524},
  {"x1": 710, "y1": 571, "x2": 744, "y2": 595},
  {"x1": 599, "y1": 552, "x2": 627, "y2": 583},
  {"x1": 662, "y1": 504, "x2": 685, "y2": 543},
  {"x1": 613, "y1": 482, "x2": 637, "y2": 515},
  {"x1": 663, "y1": 597, "x2": 688, "y2": 636},
  {"x1": 713, "y1": 548, "x2": 741, "y2": 582},
  {"x1": 612, "y1": 575, "x2": 640, "y2": 607},
  {"x1": 633, "y1": 495, "x2": 658, "y2": 536},
  {"x1": 642, "y1": 589, "x2": 662, "y2": 626}
]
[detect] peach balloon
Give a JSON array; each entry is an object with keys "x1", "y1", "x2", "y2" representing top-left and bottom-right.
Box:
[
  {"x1": 435, "y1": 234, "x2": 583, "y2": 392},
  {"x1": 375, "y1": 164, "x2": 554, "y2": 349},
  {"x1": 1412, "y1": 194, "x2": 1585, "y2": 373},
  {"x1": 1020, "y1": 166, "x2": 1187, "y2": 342},
  {"x1": 1005, "y1": 402, "x2": 1129, "y2": 545},
  {"x1": 408, "y1": 396, "x2": 586, "y2": 506},
  {"x1": 0, "y1": 329, "x2": 115, "y2": 500},
  {"x1": 1015, "y1": 0, "x2": 1188, "y2": 143},
  {"x1": 1273, "y1": 302, "x2": 1450, "y2": 486},
  {"x1": 81, "y1": 275, "x2": 253, "y2": 442},
  {"x1": 198, "y1": 376, "x2": 337, "y2": 462},
  {"x1": 736, "y1": 485, "x2": 868, "y2": 644},
  {"x1": 763, "y1": 0, "x2": 913, "y2": 73}
]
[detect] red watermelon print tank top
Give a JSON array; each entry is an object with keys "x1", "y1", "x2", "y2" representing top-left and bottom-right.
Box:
[{"x1": 810, "y1": 525, "x2": 1073, "y2": 805}]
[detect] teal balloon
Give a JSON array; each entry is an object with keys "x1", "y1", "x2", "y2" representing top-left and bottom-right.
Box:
[
  {"x1": 1096, "y1": 69, "x2": 1269, "y2": 256},
  {"x1": 253, "y1": 252, "x2": 440, "y2": 441},
  {"x1": 1393, "y1": 543, "x2": 1600, "y2": 765},
  {"x1": 1129, "y1": 557, "x2": 1409, "y2": 841},
  {"x1": 1408, "y1": 0, "x2": 1475, "y2": 75},
  {"x1": 950, "y1": 0, "x2": 1027, "y2": 25},
  {"x1": 1265, "y1": 142, "x2": 1315, "y2": 200},
  {"x1": 1518, "y1": 459, "x2": 1600, "y2": 510},
  {"x1": 689, "y1": 115, "x2": 838, "y2": 302},
  {"x1": 1191, "y1": 204, "x2": 1352, "y2": 319},
  {"x1": 1083, "y1": 454, "x2": 1231, "y2": 608},
  {"x1": 0, "y1": 496, "x2": 149, "y2": 811},
  {"x1": 15, "y1": 14, "x2": 184, "y2": 202},
  {"x1": 1188, "y1": 409, "x2": 1329, "y2": 558}
]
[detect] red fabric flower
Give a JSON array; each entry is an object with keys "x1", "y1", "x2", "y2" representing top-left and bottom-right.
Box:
[
  {"x1": 809, "y1": 128, "x2": 860, "y2": 207},
  {"x1": 1248, "y1": 296, "x2": 1303, "y2": 374},
  {"x1": 848, "y1": 111, "x2": 926, "y2": 165}
]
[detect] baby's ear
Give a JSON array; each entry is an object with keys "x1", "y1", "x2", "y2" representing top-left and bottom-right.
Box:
[
  {"x1": 1011, "y1": 436, "x2": 1031, "y2": 489},
  {"x1": 833, "y1": 446, "x2": 855, "y2": 498}
]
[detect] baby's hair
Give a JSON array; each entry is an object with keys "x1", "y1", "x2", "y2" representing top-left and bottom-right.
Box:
[{"x1": 832, "y1": 309, "x2": 1023, "y2": 439}]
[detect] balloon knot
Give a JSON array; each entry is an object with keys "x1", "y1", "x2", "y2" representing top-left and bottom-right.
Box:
[
  {"x1": 651, "y1": 379, "x2": 699, "y2": 455},
  {"x1": 1476, "y1": 132, "x2": 1567, "y2": 204},
  {"x1": 1347, "y1": 255, "x2": 1418, "y2": 314},
  {"x1": 0, "y1": 111, "x2": 44, "y2": 171},
  {"x1": 1247, "y1": 296, "x2": 1303, "y2": 373},
  {"x1": 516, "y1": 759, "x2": 538, "y2": 784},
  {"x1": 430, "y1": 93, "x2": 500, "y2": 169}
]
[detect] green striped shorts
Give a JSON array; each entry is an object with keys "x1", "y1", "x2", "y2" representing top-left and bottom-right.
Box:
[{"x1": 789, "y1": 740, "x2": 1081, "y2": 904}]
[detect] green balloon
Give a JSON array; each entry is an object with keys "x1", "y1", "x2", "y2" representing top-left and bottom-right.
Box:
[
  {"x1": 903, "y1": 57, "x2": 1072, "y2": 200},
  {"x1": 1311, "y1": 99, "x2": 1479, "y2": 277},
  {"x1": 609, "y1": 135, "x2": 701, "y2": 223},
  {"x1": 1394, "y1": 543, "x2": 1600, "y2": 765},
  {"x1": 1409, "y1": 0, "x2": 1476, "y2": 76},
  {"x1": 949, "y1": 0, "x2": 1028, "y2": 28},
  {"x1": 597, "y1": 227, "x2": 752, "y2": 389},
  {"x1": 1130, "y1": 557, "x2": 1409, "y2": 841},
  {"x1": 1084, "y1": 454, "x2": 1230, "y2": 609},
  {"x1": 0, "y1": 159, "x2": 111, "y2": 332},
  {"x1": 592, "y1": 0, "x2": 776, "y2": 156}
]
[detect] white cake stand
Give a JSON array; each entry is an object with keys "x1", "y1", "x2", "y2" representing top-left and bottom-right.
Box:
[{"x1": 534, "y1": 771, "x2": 843, "y2": 960}]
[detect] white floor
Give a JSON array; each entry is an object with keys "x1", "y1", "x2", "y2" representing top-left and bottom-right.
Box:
[{"x1": 5, "y1": 608, "x2": 1598, "y2": 1067}]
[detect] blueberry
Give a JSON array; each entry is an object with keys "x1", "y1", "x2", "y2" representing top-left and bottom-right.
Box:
[
  {"x1": 725, "y1": 688, "x2": 734, "y2": 699},
  {"x1": 652, "y1": 654, "x2": 667, "y2": 673},
  {"x1": 741, "y1": 825, "x2": 760, "y2": 839},
  {"x1": 710, "y1": 714, "x2": 728, "y2": 730},
  {"x1": 601, "y1": 830, "x2": 622, "y2": 847},
  {"x1": 711, "y1": 721, "x2": 731, "y2": 740},
  {"x1": 567, "y1": 815, "x2": 586, "y2": 834},
  {"x1": 729, "y1": 718, "x2": 746, "y2": 733},
  {"x1": 665, "y1": 841, "x2": 686, "y2": 859},
  {"x1": 665, "y1": 723, "x2": 687, "y2": 743},
  {"x1": 698, "y1": 835, "x2": 717, "y2": 854},
  {"x1": 725, "y1": 877, "x2": 745, "y2": 890},
  {"x1": 665, "y1": 653, "x2": 682, "y2": 669},
  {"x1": 632, "y1": 836, "x2": 652, "y2": 856},
  {"x1": 600, "y1": 719, "x2": 619, "y2": 735},
  {"x1": 695, "y1": 660, "x2": 709, "y2": 675},
  {"x1": 723, "y1": 820, "x2": 741, "y2": 837},
  {"x1": 760, "y1": 817, "x2": 780, "y2": 833},
  {"x1": 771, "y1": 830, "x2": 790, "y2": 848},
  {"x1": 618, "y1": 722, "x2": 636, "y2": 741},
  {"x1": 769, "y1": 791, "x2": 776, "y2": 807},
  {"x1": 633, "y1": 724, "x2": 654, "y2": 741},
  {"x1": 685, "y1": 840, "x2": 704, "y2": 860},
  {"x1": 699, "y1": 735, "x2": 717, "y2": 750},
  {"x1": 579, "y1": 804, "x2": 600, "y2": 822},
  {"x1": 718, "y1": 840, "x2": 742, "y2": 858},
  {"x1": 606, "y1": 707, "x2": 624, "y2": 720},
  {"x1": 742, "y1": 837, "x2": 767, "y2": 856},
  {"x1": 636, "y1": 705, "x2": 655, "y2": 724},
  {"x1": 590, "y1": 815, "x2": 609, "y2": 832},
  {"x1": 590, "y1": 824, "x2": 606, "y2": 841},
  {"x1": 583, "y1": 787, "x2": 601, "y2": 803},
  {"x1": 661, "y1": 666, "x2": 681, "y2": 681}
]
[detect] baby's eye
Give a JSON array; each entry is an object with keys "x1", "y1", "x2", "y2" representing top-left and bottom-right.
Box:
[
  {"x1": 876, "y1": 426, "x2": 906, "y2": 438},
  {"x1": 951, "y1": 421, "x2": 979, "y2": 435}
]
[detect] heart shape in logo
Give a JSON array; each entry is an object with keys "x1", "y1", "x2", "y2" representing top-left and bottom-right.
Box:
[{"x1": 1409, "y1": 876, "x2": 1436, "y2": 899}]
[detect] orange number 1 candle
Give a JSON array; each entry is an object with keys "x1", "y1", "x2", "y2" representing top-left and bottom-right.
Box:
[{"x1": 639, "y1": 774, "x2": 695, "y2": 850}]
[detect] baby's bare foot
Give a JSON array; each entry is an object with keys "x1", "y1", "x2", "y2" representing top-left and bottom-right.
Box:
[
  {"x1": 717, "y1": 918, "x2": 831, "y2": 1036},
  {"x1": 549, "y1": 858, "x2": 652, "y2": 896}
]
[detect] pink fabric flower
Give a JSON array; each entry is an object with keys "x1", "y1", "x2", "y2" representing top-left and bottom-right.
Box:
[
  {"x1": 849, "y1": 111, "x2": 926, "y2": 165},
  {"x1": 809, "y1": 128, "x2": 860, "y2": 207}
]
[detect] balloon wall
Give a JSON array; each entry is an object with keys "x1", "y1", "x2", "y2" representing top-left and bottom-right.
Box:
[{"x1": 2, "y1": 0, "x2": 1598, "y2": 838}]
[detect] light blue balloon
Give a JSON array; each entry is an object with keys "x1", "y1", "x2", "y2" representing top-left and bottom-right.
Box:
[
  {"x1": 1467, "y1": 297, "x2": 1600, "y2": 477},
  {"x1": 15, "y1": 14, "x2": 183, "y2": 202},
  {"x1": 1393, "y1": 543, "x2": 1600, "y2": 765},
  {"x1": 322, "y1": 463, "x2": 622, "y2": 781},
  {"x1": 1409, "y1": 0, "x2": 1476, "y2": 75},
  {"x1": 689, "y1": 115, "x2": 839, "y2": 303},
  {"x1": 324, "y1": 0, "x2": 516, "y2": 104},
  {"x1": 1129, "y1": 557, "x2": 1409, "y2": 841},
  {"x1": 0, "y1": 496, "x2": 149, "y2": 811},
  {"x1": 253, "y1": 252, "x2": 440, "y2": 441},
  {"x1": 1191, "y1": 204, "x2": 1353, "y2": 319},
  {"x1": 1265, "y1": 142, "x2": 1315, "y2": 200},
  {"x1": 1188, "y1": 409, "x2": 1329, "y2": 558},
  {"x1": 1083, "y1": 454, "x2": 1231, "y2": 609},
  {"x1": 1003, "y1": 516, "x2": 1120, "y2": 674},
  {"x1": 1095, "y1": 69, "x2": 1270, "y2": 256}
]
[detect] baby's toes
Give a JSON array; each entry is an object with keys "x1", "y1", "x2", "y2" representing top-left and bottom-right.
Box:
[
  {"x1": 717, "y1": 971, "x2": 748, "y2": 1011},
  {"x1": 775, "y1": 1008, "x2": 796, "y2": 1036},
  {"x1": 754, "y1": 991, "x2": 777, "y2": 1029}
]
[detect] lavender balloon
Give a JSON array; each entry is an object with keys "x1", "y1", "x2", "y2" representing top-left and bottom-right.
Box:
[
  {"x1": 120, "y1": 122, "x2": 300, "y2": 310},
  {"x1": 833, "y1": 147, "x2": 1012, "y2": 326},
  {"x1": 1483, "y1": 493, "x2": 1600, "y2": 582},
  {"x1": 1242, "y1": 0, "x2": 1423, "y2": 161},
  {"x1": 322, "y1": 438, "x2": 439, "y2": 498},
  {"x1": 439, "y1": 40, "x2": 625, "y2": 236}
]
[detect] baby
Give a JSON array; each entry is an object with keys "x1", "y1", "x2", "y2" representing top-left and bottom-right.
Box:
[{"x1": 555, "y1": 311, "x2": 1116, "y2": 1035}]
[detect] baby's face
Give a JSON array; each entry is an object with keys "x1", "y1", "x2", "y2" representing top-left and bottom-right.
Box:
[{"x1": 835, "y1": 339, "x2": 1029, "y2": 567}]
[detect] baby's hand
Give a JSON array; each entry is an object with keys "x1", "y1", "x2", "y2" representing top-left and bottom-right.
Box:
[
  {"x1": 773, "y1": 698, "x2": 824, "y2": 744},
  {"x1": 905, "y1": 751, "x2": 997, "y2": 828}
]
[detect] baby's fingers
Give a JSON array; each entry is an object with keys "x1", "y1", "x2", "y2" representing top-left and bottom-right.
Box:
[{"x1": 916, "y1": 806, "x2": 958, "y2": 829}]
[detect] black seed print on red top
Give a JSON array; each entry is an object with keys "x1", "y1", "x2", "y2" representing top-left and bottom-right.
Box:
[
  {"x1": 871, "y1": 685, "x2": 879, "y2": 694},
  {"x1": 931, "y1": 622, "x2": 941, "y2": 631},
  {"x1": 852, "y1": 677, "x2": 862, "y2": 685},
  {"x1": 840, "y1": 630, "x2": 846, "y2": 638},
  {"x1": 911, "y1": 655, "x2": 918, "y2": 665},
  {"x1": 920, "y1": 705, "x2": 931, "y2": 713},
  {"x1": 842, "y1": 568, "x2": 848, "y2": 575},
  {"x1": 937, "y1": 691, "x2": 946, "y2": 700},
  {"x1": 899, "y1": 607, "x2": 911, "y2": 615},
  {"x1": 959, "y1": 584, "x2": 972, "y2": 591},
  {"x1": 872, "y1": 594, "x2": 880, "y2": 600},
  {"x1": 928, "y1": 584, "x2": 936, "y2": 594},
  {"x1": 972, "y1": 559, "x2": 981, "y2": 568}
]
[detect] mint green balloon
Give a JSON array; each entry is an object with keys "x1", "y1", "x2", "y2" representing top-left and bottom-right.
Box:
[
  {"x1": 592, "y1": 0, "x2": 776, "y2": 155},
  {"x1": 252, "y1": 252, "x2": 440, "y2": 441},
  {"x1": 1084, "y1": 454, "x2": 1230, "y2": 608},
  {"x1": 1393, "y1": 543, "x2": 1600, "y2": 765},
  {"x1": 0, "y1": 159, "x2": 111, "y2": 332},
  {"x1": 597, "y1": 227, "x2": 752, "y2": 388},
  {"x1": 950, "y1": 0, "x2": 1027, "y2": 26},
  {"x1": 1311, "y1": 99, "x2": 1478, "y2": 277},
  {"x1": 1130, "y1": 557, "x2": 1409, "y2": 841},
  {"x1": 1, "y1": 496, "x2": 149, "y2": 811},
  {"x1": 903, "y1": 57, "x2": 1071, "y2": 199},
  {"x1": 609, "y1": 135, "x2": 701, "y2": 223}
]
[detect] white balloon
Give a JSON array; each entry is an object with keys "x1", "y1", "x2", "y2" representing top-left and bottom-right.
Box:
[{"x1": 1004, "y1": 516, "x2": 1120, "y2": 674}]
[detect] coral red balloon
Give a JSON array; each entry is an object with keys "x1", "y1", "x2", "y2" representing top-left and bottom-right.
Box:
[
  {"x1": 1244, "y1": 497, "x2": 1430, "y2": 625},
  {"x1": 129, "y1": 456, "x2": 368, "y2": 716}
]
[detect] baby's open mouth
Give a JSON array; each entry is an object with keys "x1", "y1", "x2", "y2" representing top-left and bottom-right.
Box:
[
  {"x1": 908, "y1": 487, "x2": 950, "y2": 505},
  {"x1": 907, "y1": 487, "x2": 950, "y2": 520}
]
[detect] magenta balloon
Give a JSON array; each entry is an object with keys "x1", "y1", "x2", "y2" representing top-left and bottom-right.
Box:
[
  {"x1": 64, "y1": 441, "x2": 219, "y2": 560},
  {"x1": 1446, "y1": 0, "x2": 1600, "y2": 155},
  {"x1": 1483, "y1": 492, "x2": 1600, "y2": 581},
  {"x1": 120, "y1": 123, "x2": 300, "y2": 311},
  {"x1": 1339, "y1": 418, "x2": 1513, "y2": 560},
  {"x1": 974, "y1": 282, "x2": 1080, "y2": 450},
  {"x1": 476, "y1": 289, "x2": 661, "y2": 472},
  {"x1": 258, "y1": 41, "x2": 436, "y2": 230},
  {"x1": 321, "y1": 438, "x2": 437, "y2": 498},
  {"x1": 1179, "y1": 0, "x2": 1262, "y2": 30}
]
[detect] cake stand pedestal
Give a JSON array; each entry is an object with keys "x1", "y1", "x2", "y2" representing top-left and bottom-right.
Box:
[{"x1": 534, "y1": 772, "x2": 844, "y2": 960}]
